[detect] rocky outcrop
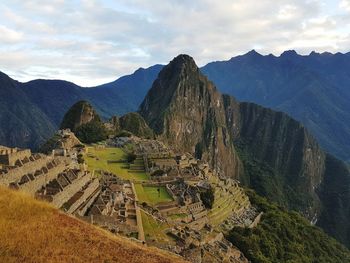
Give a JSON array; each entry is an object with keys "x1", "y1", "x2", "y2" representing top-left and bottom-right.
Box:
[
  {"x1": 118, "y1": 112, "x2": 154, "y2": 139},
  {"x1": 60, "y1": 101, "x2": 100, "y2": 132},
  {"x1": 60, "y1": 101, "x2": 107, "y2": 144},
  {"x1": 139, "y1": 55, "x2": 242, "y2": 178}
]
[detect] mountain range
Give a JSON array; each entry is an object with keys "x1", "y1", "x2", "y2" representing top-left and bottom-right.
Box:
[
  {"x1": 202, "y1": 50, "x2": 350, "y2": 163},
  {"x1": 2, "y1": 52, "x2": 350, "y2": 260},
  {"x1": 0, "y1": 65, "x2": 161, "y2": 149},
  {"x1": 0, "y1": 50, "x2": 349, "y2": 164}
]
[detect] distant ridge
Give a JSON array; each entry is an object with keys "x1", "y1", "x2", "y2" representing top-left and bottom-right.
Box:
[
  {"x1": 1, "y1": 50, "x2": 350, "y2": 162},
  {"x1": 0, "y1": 65, "x2": 162, "y2": 150},
  {"x1": 202, "y1": 50, "x2": 350, "y2": 162}
]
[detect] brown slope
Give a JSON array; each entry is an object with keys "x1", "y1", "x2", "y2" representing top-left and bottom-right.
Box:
[{"x1": 0, "y1": 187, "x2": 187, "y2": 263}]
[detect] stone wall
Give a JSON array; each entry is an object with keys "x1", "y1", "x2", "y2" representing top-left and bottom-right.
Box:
[
  {"x1": 67, "y1": 179, "x2": 100, "y2": 214},
  {"x1": 0, "y1": 156, "x2": 52, "y2": 186},
  {"x1": 19, "y1": 161, "x2": 67, "y2": 196},
  {"x1": 76, "y1": 188, "x2": 101, "y2": 216},
  {"x1": 51, "y1": 173, "x2": 91, "y2": 208},
  {"x1": 0, "y1": 149, "x2": 32, "y2": 166}
]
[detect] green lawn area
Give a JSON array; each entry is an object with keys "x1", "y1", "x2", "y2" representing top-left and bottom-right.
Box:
[
  {"x1": 84, "y1": 146, "x2": 149, "y2": 181},
  {"x1": 168, "y1": 213, "x2": 188, "y2": 220},
  {"x1": 140, "y1": 211, "x2": 171, "y2": 243},
  {"x1": 134, "y1": 184, "x2": 173, "y2": 205}
]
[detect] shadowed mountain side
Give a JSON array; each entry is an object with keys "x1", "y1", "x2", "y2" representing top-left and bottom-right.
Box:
[
  {"x1": 0, "y1": 72, "x2": 56, "y2": 149},
  {"x1": 0, "y1": 65, "x2": 162, "y2": 150},
  {"x1": 202, "y1": 50, "x2": 350, "y2": 162}
]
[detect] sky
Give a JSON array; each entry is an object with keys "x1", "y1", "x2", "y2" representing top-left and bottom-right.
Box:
[{"x1": 0, "y1": 0, "x2": 349, "y2": 86}]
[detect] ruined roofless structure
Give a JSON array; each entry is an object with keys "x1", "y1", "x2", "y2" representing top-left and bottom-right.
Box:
[
  {"x1": 0, "y1": 145, "x2": 100, "y2": 216},
  {"x1": 0, "y1": 146, "x2": 32, "y2": 166}
]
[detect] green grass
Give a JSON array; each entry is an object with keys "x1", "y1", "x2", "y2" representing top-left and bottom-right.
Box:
[
  {"x1": 134, "y1": 184, "x2": 173, "y2": 206},
  {"x1": 168, "y1": 213, "x2": 188, "y2": 220},
  {"x1": 140, "y1": 211, "x2": 171, "y2": 243},
  {"x1": 84, "y1": 146, "x2": 149, "y2": 181}
]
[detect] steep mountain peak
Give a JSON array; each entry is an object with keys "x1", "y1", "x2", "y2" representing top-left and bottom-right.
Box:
[
  {"x1": 140, "y1": 54, "x2": 242, "y2": 179},
  {"x1": 170, "y1": 53, "x2": 197, "y2": 66},
  {"x1": 162, "y1": 54, "x2": 199, "y2": 78},
  {"x1": 139, "y1": 54, "x2": 213, "y2": 134}
]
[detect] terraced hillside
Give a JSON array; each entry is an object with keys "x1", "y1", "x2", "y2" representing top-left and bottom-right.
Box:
[
  {"x1": 0, "y1": 186, "x2": 187, "y2": 263},
  {"x1": 208, "y1": 176, "x2": 250, "y2": 227}
]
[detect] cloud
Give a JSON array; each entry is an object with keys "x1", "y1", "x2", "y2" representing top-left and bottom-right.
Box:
[
  {"x1": 340, "y1": 0, "x2": 350, "y2": 11},
  {"x1": 0, "y1": 25, "x2": 23, "y2": 43},
  {"x1": 0, "y1": 0, "x2": 349, "y2": 86}
]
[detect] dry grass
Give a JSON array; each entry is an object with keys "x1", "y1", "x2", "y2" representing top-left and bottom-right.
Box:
[{"x1": 0, "y1": 187, "x2": 188, "y2": 263}]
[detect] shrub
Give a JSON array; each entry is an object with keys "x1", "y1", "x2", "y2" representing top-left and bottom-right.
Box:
[
  {"x1": 75, "y1": 121, "x2": 108, "y2": 143},
  {"x1": 200, "y1": 186, "x2": 215, "y2": 209}
]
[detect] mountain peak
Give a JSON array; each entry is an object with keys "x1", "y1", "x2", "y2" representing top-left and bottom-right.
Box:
[
  {"x1": 245, "y1": 49, "x2": 262, "y2": 57},
  {"x1": 280, "y1": 50, "x2": 298, "y2": 57},
  {"x1": 138, "y1": 54, "x2": 204, "y2": 134},
  {"x1": 166, "y1": 54, "x2": 198, "y2": 73}
]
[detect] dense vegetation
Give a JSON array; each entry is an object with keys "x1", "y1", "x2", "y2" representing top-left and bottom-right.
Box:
[
  {"x1": 227, "y1": 190, "x2": 350, "y2": 263},
  {"x1": 75, "y1": 121, "x2": 108, "y2": 143},
  {"x1": 200, "y1": 186, "x2": 215, "y2": 209},
  {"x1": 118, "y1": 112, "x2": 154, "y2": 139},
  {"x1": 234, "y1": 139, "x2": 314, "y2": 216},
  {"x1": 317, "y1": 154, "x2": 350, "y2": 248}
]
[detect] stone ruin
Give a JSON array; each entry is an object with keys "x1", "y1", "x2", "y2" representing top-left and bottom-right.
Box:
[
  {"x1": 0, "y1": 145, "x2": 99, "y2": 217},
  {"x1": 79, "y1": 172, "x2": 140, "y2": 239}
]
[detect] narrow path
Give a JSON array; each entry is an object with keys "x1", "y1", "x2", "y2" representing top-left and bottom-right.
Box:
[{"x1": 131, "y1": 182, "x2": 145, "y2": 241}]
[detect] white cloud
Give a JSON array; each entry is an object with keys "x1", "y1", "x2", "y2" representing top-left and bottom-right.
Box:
[
  {"x1": 340, "y1": 0, "x2": 350, "y2": 11},
  {"x1": 0, "y1": 0, "x2": 349, "y2": 86},
  {"x1": 0, "y1": 25, "x2": 23, "y2": 43}
]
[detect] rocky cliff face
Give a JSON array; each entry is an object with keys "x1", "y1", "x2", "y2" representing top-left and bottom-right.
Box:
[
  {"x1": 60, "y1": 100, "x2": 100, "y2": 132},
  {"x1": 224, "y1": 97, "x2": 325, "y2": 218},
  {"x1": 139, "y1": 54, "x2": 350, "y2": 247},
  {"x1": 139, "y1": 55, "x2": 242, "y2": 178}
]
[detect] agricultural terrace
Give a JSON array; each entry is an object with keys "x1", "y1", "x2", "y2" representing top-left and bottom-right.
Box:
[
  {"x1": 140, "y1": 210, "x2": 173, "y2": 244},
  {"x1": 134, "y1": 184, "x2": 173, "y2": 206},
  {"x1": 84, "y1": 146, "x2": 149, "y2": 181},
  {"x1": 84, "y1": 146, "x2": 174, "y2": 205}
]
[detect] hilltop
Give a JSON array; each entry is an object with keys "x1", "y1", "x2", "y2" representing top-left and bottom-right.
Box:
[{"x1": 0, "y1": 186, "x2": 187, "y2": 263}]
